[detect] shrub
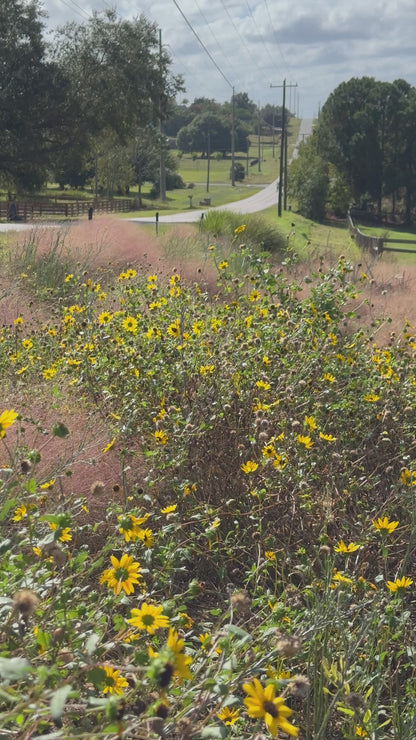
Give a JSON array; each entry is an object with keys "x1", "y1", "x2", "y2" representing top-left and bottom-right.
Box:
[
  {"x1": 201, "y1": 210, "x2": 286, "y2": 253},
  {"x1": 230, "y1": 162, "x2": 246, "y2": 182}
]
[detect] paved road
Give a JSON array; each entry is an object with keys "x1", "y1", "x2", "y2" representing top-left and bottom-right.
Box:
[
  {"x1": 0, "y1": 120, "x2": 313, "y2": 231},
  {"x1": 127, "y1": 119, "x2": 314, "y2": 225}
]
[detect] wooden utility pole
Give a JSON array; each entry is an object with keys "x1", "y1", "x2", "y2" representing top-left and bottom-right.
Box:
[
  {"x1": 270, "y1": 80, "x2": 297, "y2": 216},
  {"x1": 231, "y1": 87, "x2": 236, "y2": 186},
  {"x1": 159, "y1": 29, "x2": 166, "y2": 202},
  {"x1": 257, "y1": 104, "x2": 261, "y2": 172},
  {"x1": 206, "y1": 132, "x2": 211, "y2": 193}
]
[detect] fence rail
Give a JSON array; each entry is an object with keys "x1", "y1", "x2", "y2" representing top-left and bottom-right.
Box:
[
  {"x1": 0, "y1": 198, "x2": 136, "y2": 222},
  {"x1": 347, "y1": 211, "x2": 384, "y2": 254}
]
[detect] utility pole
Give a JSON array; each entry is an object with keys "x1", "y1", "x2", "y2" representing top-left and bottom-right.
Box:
[
  {"x1": 257, "y1": 103, "x2": 261, "y2": 173},
  {"x1": 159, "y1": 29, "x2": 166, "y2": 202},
  {"x1": 231, "y1": 86, "x2": 236, "y2": 186},
  {"x1": 246, "y1": 137, "x2": 249, "y2": 175},
  {"x1": 206, "y1": 132, "x2": 211, "y2": 193},
  {"x1": 284, "y1": 122, "x2": 288, "y2": 211},
  {"x1": 270, "y1": 80, "x2": 297, "y2": 216}
]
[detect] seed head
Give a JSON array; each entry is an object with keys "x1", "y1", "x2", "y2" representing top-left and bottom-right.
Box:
[
  {"x1": 90, "y1": 480, "x2": 105, "y2": 496},
  {"x1": 276, "y1": 634, "x2": 303, "y2": 657},
  {"x1": 288, "y1": 674, "x2": 310, "y2": 698},
  {"x1": 13, "y1": 590, "x2": 39, "y2": 618},
  {"x1": 20, "y1": 459, "x2": 32, "y2": 474}
]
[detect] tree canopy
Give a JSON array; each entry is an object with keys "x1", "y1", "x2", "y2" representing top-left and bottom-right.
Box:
[
  {"x1": 0, "y1": 3, "x2": 183, "y2": 191},
  {"x1": 316, "y1": 77, "x2": 416, "y2": 221},
  {"x1": 0, "y1": 0, "x2": 76, "y2": 189},
  {"x1": 52, "y1": 9, "x2": 183, "y2": 143}
]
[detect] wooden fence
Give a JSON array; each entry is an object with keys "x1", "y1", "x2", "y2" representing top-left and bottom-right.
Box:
[
  {"x1": 347, "y1": 211, "x2": 384, "y2": 254},
  {"x1": 347, "y1": 210, "x2": 416, "y2": 255},
  {"x1": 0, "y1": 198, "x2": 136, "y2": 222}
]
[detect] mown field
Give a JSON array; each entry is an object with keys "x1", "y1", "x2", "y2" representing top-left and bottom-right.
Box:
[
  {"x1": 1, "y1": 206, "x2": 416, "y2": 740},
  {"x1": 0, "y1": 119, "x2": 300, "y2": 223}
]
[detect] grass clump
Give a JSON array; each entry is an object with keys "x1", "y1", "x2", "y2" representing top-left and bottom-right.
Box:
[
  {"x1": 6, "y1": 227, "x2": 99, "y2": 299},
  {"x1": 201, "y1": 209, "x2": 287, "y2": 254},
  {"x1": 1, "y1": 232, "x2": 416, "y2": 738}
]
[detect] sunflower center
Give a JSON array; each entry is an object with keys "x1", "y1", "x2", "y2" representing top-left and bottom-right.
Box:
[
  {"x1": 142, "y1": 614, "x2": 156, "y2": 626},
  {"x1": 119, "y1": 516, "x2": 132, "y2": 531},
  {"x1": 263, "y1": 700, "x2": 278, "y2": 718},
  {"x1": 114, "y1": 567, "x2": 129, "y2": 582}
]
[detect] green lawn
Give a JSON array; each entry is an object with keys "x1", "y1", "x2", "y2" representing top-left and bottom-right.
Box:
[{"x1": 175, "y1": 117, "x2": 300, "y2": 187}]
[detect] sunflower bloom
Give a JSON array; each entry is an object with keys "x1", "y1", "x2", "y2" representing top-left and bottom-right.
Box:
[
  {"x1": 161, "y1": 504, "x2": 177, "y2": 514},
  {"x1": 304, "y1": 415, "x2": 316, "y2": 430},
  {"x1": 127, "y1": 603, "x2": 170, "y2": 634},
  {"x1": 154, "y1": 430, "x2": 168, "y2": 445},
  {"x1": 98, "y1": 311, "x2": 112, "y2": 325},
  {"x1": 334, "y1": 540, "x2": 361, "y2": 553},
  {"x1": 241, "y1": 460, "x2": 258, "y2": 474},
  {"x1": 138, "y1": 527, "x2": 154, "y2": 548},
  {"x1": 243, "y1": 677, "x2": 298, "y2": 737},
  {"x1": 167, "y1": 628, "x2": 193, "y2": 680},
  {"x1": 118, "y1": 513, "x2": 150, "y2": 542},
  {"x1": 100, "y1": 665, "x2": 128, "y2": 695},
  {"x1": 386, "y1": 576, "x2": 413, "y2": 593},
  {"x1": 100, "y1": 554, "x2": 143, "y2": 596},
  {"x1": 372, "y1": 516, "x2": 399, "y2": 535},
  {"x1": 297, "y1": 434, "x2": 313, "y2": 449},
  {"x1": 217, "y1": 707, "x2": 240, "y2": 725},
  {"x1": 0, "y1": 410, "x2": 18, "y2": 438},
  {"x1": 49, "y1": 522, "x2": 72, "y2": 542},
  {"x1": 13, "y1": 505, "x2": 27, "y2": 521},
  {"x1": 122, "y1": 316, "x2": 138, "y2": 334},
  {"x1": 319, "y1": 432, "x2": 336, "y2": 442}
]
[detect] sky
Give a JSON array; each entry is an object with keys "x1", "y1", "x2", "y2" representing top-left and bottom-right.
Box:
[{"x1": 41, "y1": 0, "x2": 416, "y2": 119}]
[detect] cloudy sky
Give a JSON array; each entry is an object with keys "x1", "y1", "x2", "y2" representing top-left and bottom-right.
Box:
[{"x1": 42, "y1": 0, "x2": 416, "y2": 118}]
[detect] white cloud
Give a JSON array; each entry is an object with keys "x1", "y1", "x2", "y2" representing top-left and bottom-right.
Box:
[{"x1": 42, "y1": 0, "x2": 416, "y2": 118}]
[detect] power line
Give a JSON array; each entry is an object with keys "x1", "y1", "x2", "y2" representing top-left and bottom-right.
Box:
[
  {"x1": 262, "y1": 0, "x2": 289, "y2": 73},
  {"x1": 170, "y1": 0, "x2": 234, "y2": 90},
  {"x1": 193, "y1": 0, "x2": 241, "y2": 83},
  {"x1": 242, "y1": 0, "x2": 277, "y2": 72},
  {"x1": 56, "y1": 0, "x2": 91, "y2": 22},
  {"x1": 218, "y1": 0, "x2": 258, "y2": 72}
]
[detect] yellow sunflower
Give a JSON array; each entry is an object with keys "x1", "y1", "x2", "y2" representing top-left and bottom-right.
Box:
[
  {"x1": 127, "y1": 603, "x2": 169, "y2": 634},
  {"x1": 100, "y1": 554, "x2": 143, "y2": 596},
  {"x1": 243, "y1": 677, "x2": 298, "y2": 737}
]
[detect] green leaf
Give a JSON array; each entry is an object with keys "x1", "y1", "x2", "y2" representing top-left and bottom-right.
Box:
[
  {"x1": 0, "y1": 657, "x2": 32, "y2": 682},
  {"x1": 0, "y1": 539, "x2": 12, "y2": 555},
  {"x1": 87, "y1": 667, "x2": 107, "y2": 689},
  {"x1": 222, "y1": 624, "x2": 253, "y2": 643},
  {"x1": 200, "y1": 726, "x2": 228, "y2": 739},
  {"x1": 24, "y1": 478, "x2": 37, "y2": 494},
  {"x1": 50, "y1": 685, "x2": 72, "y2": 721},
  {"x1": 336, "y1": 704, "x2": 355, "y2": 717},
  {"x1": 52, "y1": 422, "x2": 70, "y2": 438},
  {"x1": 85, "y1": 633, "x2": 100, "y2": 655},
  {"x1": 0, "y1": 498, "x2": 17, "y2": 523}
]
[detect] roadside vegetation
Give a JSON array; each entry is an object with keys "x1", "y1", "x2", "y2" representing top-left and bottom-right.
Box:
[
  {"x1": 3, "y1": 5, "x2": 416, "y2": 740},
  {"x1": 1, "y1": 218, "x2": 416, "y2": 739}
]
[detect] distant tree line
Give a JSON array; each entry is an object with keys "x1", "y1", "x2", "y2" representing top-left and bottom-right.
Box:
[
  {"x1": 289, "y1": 77, "x2": 416, "y2": 223},
  {"x1": 165, "y1": 95, "x2": 289, "y2": 158},
  {"x1": 0, "y1": 0, "x2": 183, "y2": 195},
  {"x1": 0, "y1": 0, "x2": 291, "y2": 196}
]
